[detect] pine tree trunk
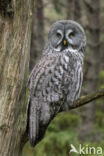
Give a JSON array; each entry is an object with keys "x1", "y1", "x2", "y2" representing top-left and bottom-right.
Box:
[{"x1": 0, "y1": 0, "x2": 33, "y2": 155}]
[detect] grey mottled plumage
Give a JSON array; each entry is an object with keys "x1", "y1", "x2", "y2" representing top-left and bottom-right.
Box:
[{"x1": 27, "y1": 20, "x2": 86, "y2": 146}]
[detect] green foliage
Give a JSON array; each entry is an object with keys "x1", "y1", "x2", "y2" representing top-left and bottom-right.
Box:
[
  {"x1": 99, "y1": 70, "x2": 104, "y2": 89},
  {"x1": 22, "y1": 142, "x2": 37, "y2": 156},
  {"x1": 23, "y1": 109, "x2": 104, "y2": 156},
  {"x1": 80, "y1": 142, "x2": 104, "y2": 156},
  {"x1": 96, "y1": 111, "x2": 104, "y2": 129},
  {"x1": 35, "y1": 131, "x2": 78, "y2": 156},
  {"x1": 48, "y1": 112, "x2": 81, "y2": 132},
  {"x1": 51, "y1": 0, "x2": 63, "y2": 13},
  {"x1": 23, "y1": 112, "x2": 80, "y2": 156}
]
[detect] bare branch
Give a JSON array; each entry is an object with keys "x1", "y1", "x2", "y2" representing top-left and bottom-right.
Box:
[{"x1": 70, "y1": 89, "x2": 104, "y2": 110}]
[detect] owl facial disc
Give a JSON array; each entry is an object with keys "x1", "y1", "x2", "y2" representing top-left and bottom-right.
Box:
[{"x1": 48, "y1": 20, "x2": 86, "y2": 53}]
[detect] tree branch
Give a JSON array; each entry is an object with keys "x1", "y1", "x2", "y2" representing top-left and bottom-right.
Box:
[
  {"x1": 21, "y1": 89, "x2": 104, "y2": 149},
  {"x1": 70, "y1": 89, "x2": 104, "y2": 110}
]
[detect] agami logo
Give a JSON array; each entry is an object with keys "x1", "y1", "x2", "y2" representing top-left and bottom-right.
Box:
[{"x1": 69, "y1": 144, "x2": 102, "y2": 155}]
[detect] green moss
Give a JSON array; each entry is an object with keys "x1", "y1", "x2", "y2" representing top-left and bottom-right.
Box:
[{"x1": 23, "y1": 112, "x2": 81, "y2": 156}]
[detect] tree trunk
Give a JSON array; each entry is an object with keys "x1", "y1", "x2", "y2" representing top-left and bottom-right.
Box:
[
  {"x1": 100, "y1": 0, "x2": 104, "y2": 70},
  {"x1": 66, "y1": 0, "x2": 75, "y2": 19},
  {"x1": 74, "y1": 0, "x2": 81, "y2": 22},
  {"x1": 98, "y1": 0, "x2": 104, "y2": 112},
  {"x1": 29, "y1": 0, "x2": 44, "y2": 71},
  {"x1": 0, "y1": 0, "x2": 33, "y2": 155},
  {"x1": 79, "y1": 0, "x2": 100, "y2": 141},
  {"x1": 29, "y1": 10, "x2": 37, "y2": 72},
  {"x1": 66, "y1": 0, "x2": 82, "y2": 22}
]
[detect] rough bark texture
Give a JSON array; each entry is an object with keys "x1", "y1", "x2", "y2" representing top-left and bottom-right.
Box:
[{"x1": 0, "y1": 0, "x2": 33, "y2": 155}]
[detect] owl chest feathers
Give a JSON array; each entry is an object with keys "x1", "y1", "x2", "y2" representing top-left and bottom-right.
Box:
[{"x1": 30, "y1": 51, "x2": 83, "y2": 104}]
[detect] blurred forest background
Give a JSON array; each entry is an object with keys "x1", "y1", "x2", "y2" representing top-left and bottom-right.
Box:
[{"x1": 23, "y1": 0, "x2": 104, "y2": 155}]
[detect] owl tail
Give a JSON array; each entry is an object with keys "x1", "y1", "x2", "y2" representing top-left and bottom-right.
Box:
[{"x1": 27, "y1": 97, "x2": 39, "y2": 147}]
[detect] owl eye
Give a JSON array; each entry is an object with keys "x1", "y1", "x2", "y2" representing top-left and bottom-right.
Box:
[
  {"x1": 68, "y1": 32, "x2": 74, "y2": 38},
  {"x1": 57, "y1": 32, "x2": 61, "y2": 38}
]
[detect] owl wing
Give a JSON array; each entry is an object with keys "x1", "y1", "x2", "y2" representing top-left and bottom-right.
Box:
[
  {"x1": 27, "y1": 54, "x2": 66, "y2": 146},
  {"x1": 27, "y1": 96, "x2": 39, "y2": 146},
  {"x1": 29, "y1": 54, "x2": 65, "y2": 102},
  {"x1": 62, "y1": 59, "x2": 83, "y2": 111}
]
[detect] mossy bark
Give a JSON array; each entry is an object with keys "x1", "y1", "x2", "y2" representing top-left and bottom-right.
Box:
[
  {"x1": 71, "y1": 89, "x2": 104, "y2": 109},
  {"x1": 0, "y1": 0, "x2": 33, "y2": 155}
]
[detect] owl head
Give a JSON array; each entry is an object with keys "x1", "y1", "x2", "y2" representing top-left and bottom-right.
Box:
[{"x1": 47, "y1": 20, "x2": 86, "y2": 53}]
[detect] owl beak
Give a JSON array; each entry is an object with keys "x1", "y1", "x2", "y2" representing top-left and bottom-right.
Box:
[{"x1": 63, "y1": 40, "x2": 67, "y2": 46}]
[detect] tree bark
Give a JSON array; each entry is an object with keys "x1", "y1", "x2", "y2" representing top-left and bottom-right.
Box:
[
  {"x1": 29, "y1": 0, "x2": 44, "y2": 71},
  {"x1": 74, "y1": 0, "x2": 81, "y2": 22},
  {"x1": 66, "y1": 0, "x2": 75, "y2": 19},
  {"x1": 79, "y1": 0, "x2": 100, "y2": 140},
  {"x1": 99, "y1": 0, "x2": 104, "y2": 111},
  {"x1": 71, "y1": 89, "x2": 104, "y2": 109},
  {"x1": 0, "y1": 0, "x2": 33, "y2": 155}
]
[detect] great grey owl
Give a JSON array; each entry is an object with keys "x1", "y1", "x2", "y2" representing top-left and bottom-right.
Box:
[{"x1": 27, "y1": 20, "x2": 86, "y2": 147}]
